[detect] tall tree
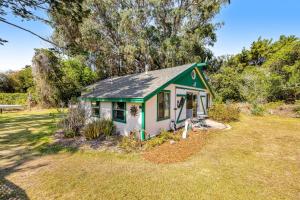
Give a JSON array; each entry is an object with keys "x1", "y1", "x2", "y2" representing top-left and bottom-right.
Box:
[
  {"x1": 50, "y1": 0, "x2": 230, "y2": 78},
  {"x1": 32, "y1": 48, "x2": 62, "y2": 107}
]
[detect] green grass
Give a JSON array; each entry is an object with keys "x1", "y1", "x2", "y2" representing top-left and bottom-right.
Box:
[{"x1": 1, "y1": 110, "x2": 300, "y2": 199}]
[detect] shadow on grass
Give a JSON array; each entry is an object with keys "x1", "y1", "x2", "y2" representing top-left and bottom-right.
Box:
[{"x1": 0, "y1": 111, "x2": 77, "y2": 199}]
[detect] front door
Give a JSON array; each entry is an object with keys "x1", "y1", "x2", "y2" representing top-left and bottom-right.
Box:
[{"x1": 186, "y1": 93, "x2": 197, "y2": 118}]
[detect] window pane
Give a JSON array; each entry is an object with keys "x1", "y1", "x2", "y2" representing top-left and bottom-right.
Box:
[
  {"x1": 113, "y1": 102, "x2": 125, "y2": 110},
  {"x1": 158, "y1": 92, "x2": 164, "y2": 119},
  {"x1": 93, "y1": 108, "x2": 100, "y2": 117},
  {"x1": 112, "y1": 102, "x2": 126, "y2": 122},
  {"x1": 113, "y1": 110, "x2": 125, "y2": 121},
  {"x1": 157, "y1": 91, "x2": 170, "y2": 120},
  {"x1": 91, "y1": 101, "x2": 100, "y2": 107},
  {"x1": 164, "y1": 93, "x2": 170, "y2": 118}
]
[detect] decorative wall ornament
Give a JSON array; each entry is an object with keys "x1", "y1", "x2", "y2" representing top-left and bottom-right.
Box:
[
  {"x1": 130, "y1": 105, "x2": 139, "y2": 117},
  {"x1": 191, "y1": 70, "x2": 196, "y2": 80}
]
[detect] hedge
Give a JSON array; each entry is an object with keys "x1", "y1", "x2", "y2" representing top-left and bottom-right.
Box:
[{"x1": 0, "y1": 93, "x2": 28, "y2": 105}]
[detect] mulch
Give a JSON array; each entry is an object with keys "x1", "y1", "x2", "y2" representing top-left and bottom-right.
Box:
[{"x1": 142, "y1": 130, "x2": 211, "y2": 164}]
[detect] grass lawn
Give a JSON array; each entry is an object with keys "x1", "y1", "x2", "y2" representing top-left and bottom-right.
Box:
[{"x1": 0, "y1": 110, "x2": 299, "y2": 199}]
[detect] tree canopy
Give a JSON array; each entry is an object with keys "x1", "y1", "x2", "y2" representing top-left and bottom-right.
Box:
[
  {"x1": 50, "y1": 0, "x2": 230, "y2": 78},
  {"x1": 210, "y1": 35, "x2": 300, "y2": 103}
]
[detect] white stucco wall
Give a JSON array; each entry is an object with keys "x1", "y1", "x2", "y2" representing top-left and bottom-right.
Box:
[
  {"x1": 144, "y1": 84, "x2": 210, "y2": 136},
  {"x1": 100, "y1": 102, "x2": 112, "y2": 119},
  {"x1": 82, "y1": 101, "x2": 141, "y2": 136},
  {"x1": 145, "y1": 84, "x2": 176, "y2": 137},
  {"x1": 114, "y1": 103, "x2": 142, "y2": 136},
  {"x1": 81, "y1": 101, "x2": 92, "y2": 119}
]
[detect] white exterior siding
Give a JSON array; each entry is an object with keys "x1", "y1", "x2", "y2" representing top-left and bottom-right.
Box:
[
  {"x1": 114, "y1": 103, "x2": 142, "y2": 136},
  {"x1": 100, "y1": 102, "x2": 112, "y2": 119},
  {"x1": 145, "y1": 84, "x2": 176, "y2": 137},
  {"x1": 81, "y1": 101, "x2": 92, "y2": 119},
  {"x1": 82, "y1": 101, "x2": 141, "y2": 137}
]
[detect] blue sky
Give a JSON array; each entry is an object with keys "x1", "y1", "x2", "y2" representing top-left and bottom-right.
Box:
[{"x1": 1, "y1": 0, "x2": 300, "y2": 72}]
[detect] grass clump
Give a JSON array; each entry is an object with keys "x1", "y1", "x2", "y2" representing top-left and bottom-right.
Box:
[
  {"x1": 251, "y1": 104, "x2": 265, "y2": 116},
  {"x1": 208, "y1": 103, "x2": 240, "y2": 122},
  {"x1": 84, "y1": 119, "x2": 115, "y2": 140}
]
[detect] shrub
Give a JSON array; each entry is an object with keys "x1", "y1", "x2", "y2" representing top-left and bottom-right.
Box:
[
  {"x1": 251, "y1": 104, "x2": 265, "y2": 116},
  {"x1": 118, "y1": 136, "x2": 142, "y2": 152},
  {"x1": 144, "y1": 129, "x2": 180, "y2": 149},
  {"x1": 84, "y1": 118, "x2": 115, "y2": 140},
  {"x1": 208, "y1": 103, "x2": 240, "y2": 122},
  {"x1": 0, "y1": 93, "x2": 28, "y2": 105},
  {"x1": 293, "y1": 106, "x2": 300, "y2": 116},
  {"x1": 58, "y1": 105, "x2": 86, "y2": 138}
]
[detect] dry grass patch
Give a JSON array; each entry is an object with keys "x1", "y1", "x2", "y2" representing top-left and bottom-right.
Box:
[
  {"x1": 1, "y1": 110, "x2": 300, "y2": 199},
  {"x1": 143, "y1": 130, "x2": 212, "y2": 164}
]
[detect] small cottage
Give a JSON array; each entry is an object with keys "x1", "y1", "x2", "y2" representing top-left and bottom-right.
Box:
[{"x1": 80, "y1": 63, "x2": 213, "y2": 140}]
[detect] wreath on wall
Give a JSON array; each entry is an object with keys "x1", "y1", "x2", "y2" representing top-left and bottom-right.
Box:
[{"x1": 130, "y1": 105, "x2": 139, "y2": 117}]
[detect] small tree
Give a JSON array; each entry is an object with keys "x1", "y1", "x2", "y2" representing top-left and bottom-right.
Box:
[{"x1": 239, "y1": 67, "x2": 270, "y2": 105}]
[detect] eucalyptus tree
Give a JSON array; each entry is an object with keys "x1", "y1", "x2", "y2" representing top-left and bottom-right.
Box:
[
  {"x1": 0, "y1": 0, "x2": 83, "y2": 46},
  {"x1": 50, "y1": 0, "x2": 230, "y2": 77}
]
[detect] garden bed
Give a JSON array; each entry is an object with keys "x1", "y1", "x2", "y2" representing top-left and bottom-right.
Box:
[
  {"x1": 142, "y1": 130, "x2": 212, "y2": 164},
  {"x1": 53, "y1": 130, "x2": 124, "y2": 153}
]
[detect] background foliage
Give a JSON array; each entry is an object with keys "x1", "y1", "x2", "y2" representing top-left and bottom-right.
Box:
[
  {"x1": 0, "y1": 93, "x2": 28, "y2": 105},
  {"x1": 209, "y1": 35, "x2": 300, "y2": 104}
]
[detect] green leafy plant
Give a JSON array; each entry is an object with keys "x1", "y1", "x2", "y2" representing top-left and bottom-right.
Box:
[
  {"x1": 118, "y1": 136, "x2": 142, "y2": 152},
  {"x1": 251, "y1": 104, "x2": 265, "y2": 116},
  {"x1": 0, "y1": 93, "x2": 28, "y2": 105},
  {"x1": 208, "y1": 103, "x2": 240, "y2": 122},
  {"x1": 144, "y1": 129, "x2": 180, "y2": 149}
]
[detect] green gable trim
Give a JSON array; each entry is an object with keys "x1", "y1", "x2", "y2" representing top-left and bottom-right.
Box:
[
  {"x1": 173, "y1": 67, "x2": 205, "y2": 89},
  {"x1": 80, "y1": 97, "x2": 144, "y2": 103},
  {"x1": 175, "y1": 86, "x2": 205, "y2": 92},
  {"x1": 195, "y1": 66, "x2": 215, "y2": 97},
  {"x1": 176, "y1": 96, "x2": 186, "y2": 124},
  {"x1": 144, "y1": 63, "x2": 207, "y2": 101}
]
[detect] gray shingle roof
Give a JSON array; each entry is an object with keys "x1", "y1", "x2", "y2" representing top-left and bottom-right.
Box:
[{"x1": 81, "y1": 63, "x2": 194, "y2": 99}]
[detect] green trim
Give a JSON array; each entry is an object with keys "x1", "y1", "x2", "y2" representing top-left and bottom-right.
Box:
[
  {"x1": 112, "y1": 102, "x2": 127, "y2": 123},
  {"x1": 156, "y1": 90, "x2": 171, "y2": 121},
  {"x1": 195, "y1": 67, "x2": 215, "y2": 98},
  {"x1": 144, "y1": 63, "x2": 204, "y2": 101},
  {"x1": 177, "y1": 119, "x2": 186, "y2": 123},
  {"x1": 176, "y1": 94, "x2": 187, "y2": 97},
  {"x1": 199, "y1": 95, "x2": 206, "y2": 115},
  {"x1": 175, "y1": 86, "x2": 205, "y2": 92},
  {"x1": 176, "y1": 96, "x2": 186, "y2": 123},
  {"x1": 81, "y1": 97, "x2": 144, "y2": 103},
  {"x1": 141, "y1": 103, "x2": 145, "y2": 141}
]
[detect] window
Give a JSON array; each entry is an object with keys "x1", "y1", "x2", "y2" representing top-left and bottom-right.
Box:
[
  {"x1": 157, "y1": 91, "x2": 170, "y2": 121},
  {"x1": 112, "y1": 102, "x2": 126, "y2": 123},
  {"x1": 91, "y1": 101, "x2": 100, "y2": 117}
]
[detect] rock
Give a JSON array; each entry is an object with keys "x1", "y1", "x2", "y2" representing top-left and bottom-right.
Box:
[{"x1": 170, "y1": 140, "x2": 176, "y2": 145}]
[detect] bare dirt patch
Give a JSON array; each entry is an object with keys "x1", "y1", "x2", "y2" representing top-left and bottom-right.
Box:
[{"x1": 142, "y1": 130, "x2": 212, "y2": 164}]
